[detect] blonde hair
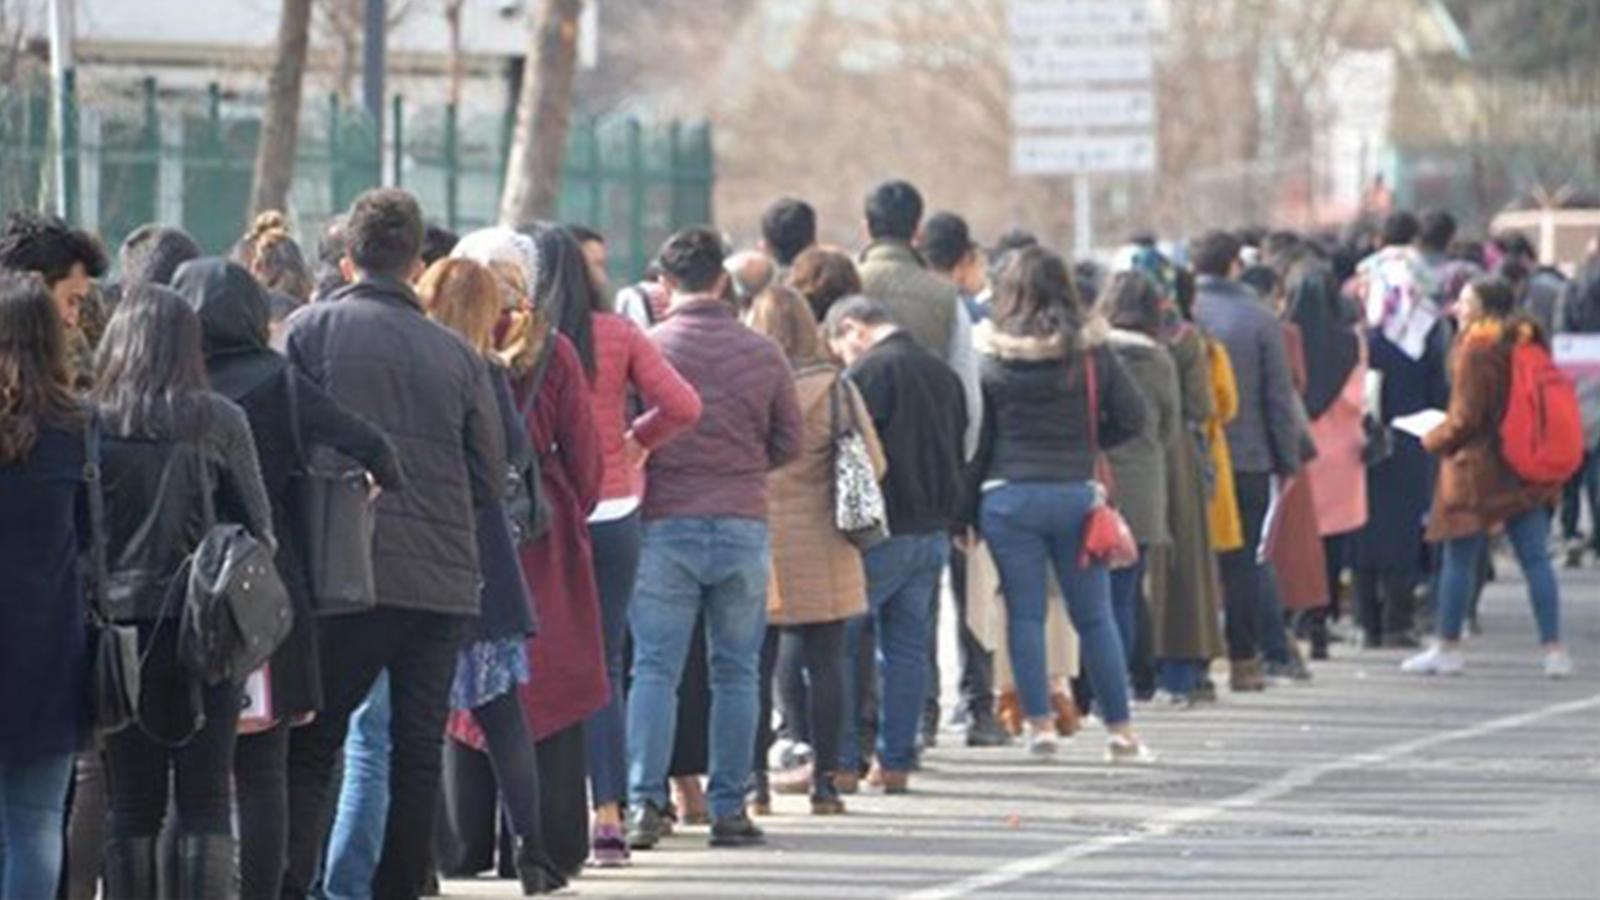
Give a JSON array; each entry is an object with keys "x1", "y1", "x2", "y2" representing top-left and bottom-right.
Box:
[
  {"x1": 235, "y1": 211, "x2": 313, "y2": 302},
  {"x1": 745, "y1": 283, "x2": 821, "y2": 365},
  {"x1": 417, "y1": 258, "x2": 502, "y2": 354}
]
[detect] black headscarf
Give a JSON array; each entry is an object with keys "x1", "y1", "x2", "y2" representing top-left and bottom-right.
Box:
[
  {"x1": 171, "y1": 257, "x2": 285, "y2": 400},
  {"x1": 1285, "y1": 262, "x2": 1360, "y2": 420}
]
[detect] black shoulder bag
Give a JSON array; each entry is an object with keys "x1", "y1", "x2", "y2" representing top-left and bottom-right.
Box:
[
  {"x1": 507, "y1": 338, "x2": 556, "y2": 547},
  {"x1": 83, "y1": 414, "x2": 142, "y2": 736},
  {"x1": 285, "y1": 369, "x2": 378, "y2": 616}
]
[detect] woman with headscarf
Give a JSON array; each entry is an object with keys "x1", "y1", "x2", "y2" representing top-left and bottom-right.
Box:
[{"x1": 1283, "y1": 259, "x2": 1368, "y2": 658}]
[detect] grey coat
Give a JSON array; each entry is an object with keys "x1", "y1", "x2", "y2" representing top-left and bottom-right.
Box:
[
  {"x1": 283, "y1": 277, "x2": 506, "y2": 617},
  {"x1": 1193, "y1": 275, "x2": 1304, "y2": 476},
  {"x1": 1101, "y1": 326, "x2": 1180, "y2": 546}
]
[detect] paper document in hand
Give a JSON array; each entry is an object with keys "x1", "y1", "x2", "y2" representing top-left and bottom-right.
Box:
[
  {"x1": 1552, "y1": 335, "x2": 1600, "y2": 377},
  {"x1": 1392, "y1": 409, "x2": 1447, "y2": 438}
]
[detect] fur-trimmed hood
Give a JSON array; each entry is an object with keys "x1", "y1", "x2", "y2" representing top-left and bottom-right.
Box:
[{"x1": 975, "y1": 318, "x2": 1108, "y2": 361}]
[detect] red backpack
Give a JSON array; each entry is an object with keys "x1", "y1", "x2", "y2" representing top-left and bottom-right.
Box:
[{"x1": 1499, "y1": 337, "x2": 1584, "y2": 485}]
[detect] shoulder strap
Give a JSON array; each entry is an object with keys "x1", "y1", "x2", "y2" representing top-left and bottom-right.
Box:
[
  {"x1": 1083, "y1": 349, "x2": 1100, "y2": 456},
  {"x1": 83, "y1": 412, "x2": 109, "y2": 622},
  {"x1": 284, "y1": 368, "x2": 305, "y2": 467},
  {"x1": 519, "y1": 328, "x2": 559, "y2": 419}
]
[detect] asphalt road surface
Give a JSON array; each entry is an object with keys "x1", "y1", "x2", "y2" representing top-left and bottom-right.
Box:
[{"x1": 443, "y1": 564, "x2": 1600, "y2": 899}]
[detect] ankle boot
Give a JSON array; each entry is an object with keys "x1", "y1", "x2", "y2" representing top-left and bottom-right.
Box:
[
  {"x1": 104, "y1": 836, "x2": 158, "y2": 900},
  {"x1": 515, "y1": 839, "x2": 567, "y2": 896},
  {"x1": 1049, "y1": 690, "x2": 1081, "y2": 737},
  {"x1": 175, "y1": 833, "x2": 236, "y2": 900},
  {"x1": 996, "y1": 690, "x2": 1024, "y2": 736}
]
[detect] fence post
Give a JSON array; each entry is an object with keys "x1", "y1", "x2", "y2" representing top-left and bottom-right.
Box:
[
  {"x1": 627, "y1": 118, "x2": 645, "y2": 278},
  {"x1": 391, "y1": 93, "x2": 403, "y2": 188},
  {"x1": 61, "y1": 69, "x2": 79, "y2": 224},
  {"x1": 667, "y1": 120, "x2": 682, "y2": 229},
  {"x1": 444, "y1": 102, "x2": 459, "y2": 230},
  {"x1": 328, "y1": 93, "x2": 340, "y2": 213}
]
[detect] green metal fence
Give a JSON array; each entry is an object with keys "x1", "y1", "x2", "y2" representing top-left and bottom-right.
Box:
[{"x1": 0, "y1": 76, "x2": 715, "y2": 283}]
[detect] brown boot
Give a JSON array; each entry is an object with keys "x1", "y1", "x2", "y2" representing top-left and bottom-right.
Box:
[
  {"x1": 1229, "y1": 658, "x2": 1266, "y2": 692},
  {"x1": 866, "y1": 763, "x2": 909, "y2": 794},
  {"x1": 996, "y1": 690, "x2": 1025, "y2": 736},
  {"x1": 1049, "y1": 689, "x2": 1081, "y2": 738}
]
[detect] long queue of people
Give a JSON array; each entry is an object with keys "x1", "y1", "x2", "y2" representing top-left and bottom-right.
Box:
[{"x1": 0, "y1": 179, "x2": 1593, "y2": 900}]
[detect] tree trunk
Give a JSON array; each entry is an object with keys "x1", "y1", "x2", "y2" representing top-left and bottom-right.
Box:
[
  {"x1": 444, "y1": 0, "x2": 465, "y2": 107},
  {"x1": 499, "y1": 0, "x2": 583, "y2": 229},
  {"x1": 251, "y1": 0, "x2": 314, "y2": 216}
]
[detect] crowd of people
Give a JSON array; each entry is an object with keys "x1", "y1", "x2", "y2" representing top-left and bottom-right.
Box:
[{"x1": 0, "y1": 177, "x2": 1595, "y2": 900}]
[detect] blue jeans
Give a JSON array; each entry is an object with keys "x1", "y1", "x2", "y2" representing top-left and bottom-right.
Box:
[
  {"x1": 850, "y1": 534, "x2": 948, "y2": 773},
  {"x1": 980, "y1": 482, "x2": 1132, "y2": 727},
  {"x1": 0, "y1": 753, "x2": 73, "y2": 900},
  {"x1": 1109, "y1": 549, "x2": 1148, "y2": 670},
  {"x1": 626, "y1": 517, "x2": 769, "y2": 820},
  {"x1": 1438, "y1": 507, "x2": 1561, "y2": 644},
  {"x1": 1157, "y1": 659, "x2": 1204, "y2": 697},
  {"x1": 323, "y1": 672, "x2": 390, "y2": 900},
  {"x1": 586, "y1": 513, "x2": 643, "y2": 810}
]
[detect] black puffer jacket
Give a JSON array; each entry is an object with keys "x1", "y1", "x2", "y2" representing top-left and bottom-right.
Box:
[
  {"x1": 174, "y1": 258, "x2": 405, "y2": 714},
  {"x1": 282, "y1": 276, "x2": 505, "y2": 617}
]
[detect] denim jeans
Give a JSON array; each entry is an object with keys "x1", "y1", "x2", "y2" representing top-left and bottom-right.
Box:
[
  {"x1": 585, "y1": 513, "x2": 642, "y2": 810},
  {"x1": 626, "y1": 517, "x2": 769, "y2": 820},
  {"x1": 323, "y1": 672, "x2": 390, "y2": 900},
  {"x1": 1109, "y1": 549, "x2": 1148, "y2": 670},
  {"x1": 850, "y1": 534, "x2": 948, "y2": 773},
  {"x1": 0, "y1": 752, "x2": 74, "y2": 900},
  {"x1": 980, "y1": 482, "x2": 1131, "y2": 727},
  {"x1": 1156, "y1": 659, "x2": 1204, "y2": 697},
  {"x1": 1561, "y1": 451, "x2": 1599, "y2": 549},
  {"x1": 1437, "y1": 507, "x2": 1561, "y2": 644}
]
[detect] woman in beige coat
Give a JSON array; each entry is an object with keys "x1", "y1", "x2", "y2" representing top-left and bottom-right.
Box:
[{"x1": 745, "y1": 285, "x2": 886, "y2": 814}]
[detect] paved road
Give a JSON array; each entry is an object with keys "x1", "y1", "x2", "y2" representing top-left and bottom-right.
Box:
[{"x1": 443, "y1": 566, "x2": 1600, "y2": 899}]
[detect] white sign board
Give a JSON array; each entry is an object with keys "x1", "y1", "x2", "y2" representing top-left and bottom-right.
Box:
[{"x1": 1008, "y1": 0, "x2": 1155, "y2": 177}]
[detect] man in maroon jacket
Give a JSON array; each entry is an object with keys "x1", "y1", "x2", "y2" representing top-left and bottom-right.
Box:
[{"x1": 625, "y1": 228, "x2": 803, "y2": 850}]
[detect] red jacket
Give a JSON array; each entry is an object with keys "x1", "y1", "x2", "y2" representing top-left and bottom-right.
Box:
[{"x1": 589, "y1": 312, "x2": 702, "y2": 504}]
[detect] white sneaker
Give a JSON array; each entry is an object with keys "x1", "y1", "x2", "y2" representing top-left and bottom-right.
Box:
[
  {"x1": 1024, "y1": 728, "x2": 1059, "y2": 760},
  {"x1": 1105, "y1": 735, "x2": 1156, "y2": 765},
  {"x1": 1543, "y1": 649, "x2": 1575, "y2": 680},
  {"x1": 1400, "y1": 644, "x2": 1465, "y2": 676}
]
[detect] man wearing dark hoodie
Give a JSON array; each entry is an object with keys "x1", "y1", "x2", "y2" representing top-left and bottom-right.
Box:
[{"x1": 172, "y1": 257, "x2": 405, "y2": 900}]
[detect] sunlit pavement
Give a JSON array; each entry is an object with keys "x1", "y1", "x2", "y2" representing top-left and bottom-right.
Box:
[{"x1": 443, "y1": 564, "x2": 1600, "y2": 899}]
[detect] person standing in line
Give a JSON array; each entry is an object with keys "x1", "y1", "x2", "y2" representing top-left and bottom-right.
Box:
[
  {"x1": 1191, "y1": 230, "x2": 1305, "y2": 692},
  {"x1": 625, "y1": 228, "x2": 802, "y2": 850},
  {"x1": 1350, "y1": 213, "x2": 1451, "y2": 649},
  {"x1": 759, "y1": 197, "x2": 818, "y2": 280},
  {"x1": 824, "y1": 294, "x2": 967, "y2": 791},
  {"x1": 746, "y1": 285, "x2": 886, "y2": 815},
  {"x1": 279, "y1": 188, "x2": 506, "y2": 900},
  {"x1": 569, "y1": 227, "x2": 702, "y2": 866},
  {"x1": 1405, "y1": 277, "x2": 1574, "y2": 679},
  {"x1": 1095, "y1": 271, "x2": 1181, "y2": 700},
  {"x1": 1556, "y1": 256, "x2": 1600, "y2": 568},
  {"x1": 91, "y1": 284, "x2": 275, "y2": 899},
  {"x1": 171, "y1": 258, "x2": 405, "y2": 900},
  {"x1": 916, "y1": 211, "x2": 1009, "y2": 747},
  {"x1": 966, "y1": 248, "x2": 1153, "y2": 763},
  {"x1": 0, "y1": 273, "x2": 92, "y2": 900},
  {"x1": 786, "y1": 245, "x2": 863, "y2": 324}
]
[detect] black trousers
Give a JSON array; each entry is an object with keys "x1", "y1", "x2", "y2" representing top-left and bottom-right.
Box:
[
  {"x1": 60, "y1": 751, "x2": 107, "y2": 899},
  {"x1": 103, "y1": 628, "x2": 240, "y2": 839},
  {"x1": 756, "y1": 621, "x2": 847, "y2": 784},
  {"x1": 282, "y1": 608, "x2": 469, "y2": 900},
  {"x1": 1218, "y1": 472, "x2": 1272, "y2": 662},
  {"x1": 534, "y1": 723, "x2": 589, "y2": 877},
  {"x1": 235, "y1": 721, "x2": 290, "y2": 900},
  {"x1": 437, "y1": 689, "x2": 548, "y2": 877},
  {"x1": 1356, "y1": 566, "x2": 1417, "y2": 642}
]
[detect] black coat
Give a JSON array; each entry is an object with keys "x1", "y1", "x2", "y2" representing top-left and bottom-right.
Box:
[
  {"x1": 282, "y1": 276, "x2": 506, "y2": 617},
  {"x1": 176, "y1": 258, "x2": 405, "y2": 715}
]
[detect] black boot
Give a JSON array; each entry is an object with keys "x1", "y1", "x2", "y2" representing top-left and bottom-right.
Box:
[
  {"x1": 103, "y1": 836, "x2": 158, "y2": 900},
  {"x1": 176, "y1": 833, "x2": 236, "y2": 900},
  {"x1": 515, "y1": 839, "x2": 567, "y2": 896}
]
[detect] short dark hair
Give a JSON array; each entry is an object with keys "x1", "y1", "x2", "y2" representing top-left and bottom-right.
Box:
[
  {"x1": 864, "y1": 180, "x2": 923, "y2": 242},
  {"x1": 1419, "y1": 210, "x2": 1456, "y2": 252},
  {"x1": 120, "y1": 224, "x2": 201, "y2": 287},
  {"x1": 1191, "y1": 230, "x2": 1242, "y2": 278},
  {"x1": 1099, "y1": 269, "x2": 1165, "y2": 336},
  {"x1": 421, "y1": 222, "x2": 461, "y2": 266},
  {"x1": 1494, "y1": 230, "x2": 1536, "y2": 261},
  {"x1": 1469, "y1": 275, "x2": 1516, "y2": 318},
  {"x1": 343, "y1": 188, "x2": 424, "y2": 279},
  {"x1": 917, "y1": 211, "x2": 976, "y2": 272},
  {"x1": 991, "y1": 228, "x2": 1039, "y2": 259},
  {"x1": 0, "y1": 211, "x2": 108, "y2": 286},
  {"x1": 760, "y1": 198, "x2": 816, "y2": 266},
  {"x1": 822, "y1": 293, "x2": 895, "y2": 339},
  {"x1": 1380, "y1": 211, "x2": 1421, "y2": 247},
  {"x1": 567, "y1": 224, "x2": 604, "y2": 246},
  {"x1": 656, "y1": 227, "x2": 726, "y2": 293}
]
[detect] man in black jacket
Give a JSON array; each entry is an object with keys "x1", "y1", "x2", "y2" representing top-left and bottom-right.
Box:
[
  {"x1": 825, "y1": 295, "x2": 967, "y2": 793},
  {"x1": 280, "y1": 188, "x2": 505, "y2": 900}
]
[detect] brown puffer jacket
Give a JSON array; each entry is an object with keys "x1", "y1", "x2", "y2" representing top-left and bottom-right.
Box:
[
  {"x1": 766, "y1": 364, "x2": 887, "y2": 626},
  {"x1": 1424, "y1": 319, "x2": 1561, "y2": 542}
]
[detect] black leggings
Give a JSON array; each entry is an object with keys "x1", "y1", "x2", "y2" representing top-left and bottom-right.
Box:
[
  {"x1": 234, "y1": 722, "x2": 289, "y2": 900},
  {"x1": 439, "y1": 692, "x2": 547, "y2": 874},
  {"x1": 778, "y1": 622, "x2": 846, "y2": 782}
]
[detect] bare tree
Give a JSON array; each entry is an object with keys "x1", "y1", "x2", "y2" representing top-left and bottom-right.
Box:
[
  {"x1": 252, "y1": 0, "x2": 315, "y2": 216},
  {"x1": 500, "y1": 0, "x2": 583, "y2": 228}
]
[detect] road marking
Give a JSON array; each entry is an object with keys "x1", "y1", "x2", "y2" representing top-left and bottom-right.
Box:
[{"x1": 903, "y1": 692, "x2": 1600, "y2": 899}]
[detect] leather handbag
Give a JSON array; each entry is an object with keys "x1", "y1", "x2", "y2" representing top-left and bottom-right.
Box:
[
  {"x1": 828, "y1": 371, "x2": 889, "y2": 549},
  {"x1": 285, "y1": 370, "x2": 377, "y2": 615},
  {"x1": 83, "y1": 414, "x2": 142, "y2": 735},
  {"x1": 1077, "y1": 350, "x2": 1140, "y2": 570},
  {"x1": 508, "y1": 339, "x2": 555, "y2": 547}
]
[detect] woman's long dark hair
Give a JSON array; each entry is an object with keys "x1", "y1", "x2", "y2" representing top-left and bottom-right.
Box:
[
  {"x1": 0, "y1": 271, "x2": 80, "y2": 464},
  {"x1": 527, "y1": 222, "x2": 598, "y2": 380},
  {"x1": 91, "y1": 283, "x2": 212, "y2": 439},
  {"x1": 989, "y1": 245, "x2": 1083, "y2": 348}
]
